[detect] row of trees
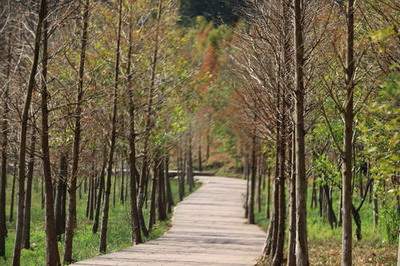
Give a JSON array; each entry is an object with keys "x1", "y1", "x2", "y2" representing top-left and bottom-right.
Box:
[
  {"x1": 211, "y1": 0, "x2": 399, "y2": 265},
  {"x1": 0, "y1": 0, "x2": 216, "y2": 265}
]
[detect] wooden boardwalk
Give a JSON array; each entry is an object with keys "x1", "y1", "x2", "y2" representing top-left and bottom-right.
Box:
[{"x1": 73, "y1": 176, "x2": 266, "y2": 266}]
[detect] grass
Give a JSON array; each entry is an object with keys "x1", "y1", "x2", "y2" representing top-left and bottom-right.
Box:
[
  {"x1": 0, "y1": 177, "x2": 200, "y2": 265},
  {"x1": 252, "y1": 179, "x2": 398, "y2": 265}
]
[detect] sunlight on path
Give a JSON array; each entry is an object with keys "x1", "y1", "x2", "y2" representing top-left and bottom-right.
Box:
[{"x1": 73, "y1": 176, "x2": 266, "y2": 266}]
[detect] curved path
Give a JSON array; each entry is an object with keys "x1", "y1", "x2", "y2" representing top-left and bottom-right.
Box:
[{"x1": 73, "y1": 176, "x2": 266, "y2": 266}]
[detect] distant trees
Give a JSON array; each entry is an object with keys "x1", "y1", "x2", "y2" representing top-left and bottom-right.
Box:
[
  {"x1": 0, "y1": 0, "x2": 207, "y2": 264},
  {"x1": 179, "y1": 0, "x2": 244, "y2": 25},
  {"x1": 13, "y1": 0, "x2": 47, "y2": 264},
  {"x1": 223, "y1": 0, "x2": 399, "y2": 264}
]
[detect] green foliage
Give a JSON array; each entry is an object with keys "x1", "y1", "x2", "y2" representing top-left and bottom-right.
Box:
[
  {"x1": 313, "y1": 154, "x2": 341, "y2": 186},
  {"x1": 381, "y1": 205, "x2": 400, "y2": 244}
]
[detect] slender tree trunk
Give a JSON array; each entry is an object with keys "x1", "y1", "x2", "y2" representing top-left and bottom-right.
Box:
[
  {"x1": 139, "y1": 0, "x2": 162, "y2": 201},
  {"x1": 89, "y1": 173, "x2": 96, "y2": 220},
  {"x1": 249, "y1": 128, "x2": 257, "y2": 224},
  {"x1": 244, "y1": 155, "x2": 249, "y2": 218},
  {"x1": 266, "y1": 168, "x2": 271, "y2": 220},
  {"x1": 342, "y1": 1, "x2": 355, "y2": 264},
  {"x1": 149, "y1": 161, "x2": 158, "y2": 231},
  {"x1": 165, "y1": 155, "x2": 174, "y2": 213},
  {"x1": 311, "y1": 177, "x2": 317, "y2": 208},
  {"x1": 158, "y1": 155, "x2": 167, "y2": 221},
  {"x1": 293, "y1": 0, "x2": 309, "y2": 263},
  {"x1": 64, "y1": 0, "x2": 89, "y2": 261},
  {"x1": 272, "y1": 106, "x2": 286, "y2": 266},
  {"x1": 287, "y1": 131, "x2": 296, "y2": 266},
  {"x1": 0, "y1": 19, "x2": 11, "y2": 256},
  {"x1": 206, "y1": 128, "x2": 210, "y2": 161},
  {"x1": 9, "y1": 163, "x2": 16, "y2": 223},
  {"x1": 324, "y1": 185, "x2": 338, "y2": 229},
  {"x1": 113, "y1": 172, "x2": 117, "y2": 208},
  {"x1": 22, "y1": 122, "x2": 36, "y2": 249},
  {"x1": 198, "y1": 141, "x2": 202, "y2": 172},
  {"x1": 186, "y1": 127, "x2": 194, "y2": 192},
  {"x1": 257, "y1": 156, "x2": 262, "y2": 213},
  {"x1": 86, "y1": 177, "x2": 92, "y2": 218},
  {"x1": 120, "y1": 159, "x2": 125, "y2": 204},
  {"x1": 138, "y1": 2, "x2": 162, "y2": 236},
  {"x1": 126, "y1": 2, "x2": 142, "y2": 243},
  {"x1": 92, "y1": 144, "x2": 107, "y2": 234},
  {"x1": 178, "y1": 146, "x2": 184, "y2": 201},
  {"x1": 40, "y1": 7, "x2": 61, "y2": 264},
  {"x1": 351, "y1": 204, "x2": 362, "y2": 241},
  {"x1": 12, "y1": 0, "x2": 47, "y2": 263},
  {"x1": 99, "y1": 0, "x2": 122, "y2": 253},
  {"x1": 41, "y1": 175, "x2": 44, "y2": 210},
  {"x1": 54, "y1": 153, "x2": 68, "y2": 239}
]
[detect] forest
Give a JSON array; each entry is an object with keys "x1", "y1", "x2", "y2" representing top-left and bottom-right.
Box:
[{"x1": 0, "y1": 0, "x2": 399, "y2": 265}]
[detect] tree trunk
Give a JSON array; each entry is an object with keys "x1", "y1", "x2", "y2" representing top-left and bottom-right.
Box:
[
  {"x1": 351, "y1": 204, "x2": 362, "y2": 241},
  {"x1": 158, "y1": 155, "x2": 167, "y2": 221},
  {"x1": 126, "y1": 3, "x2": 142, "y2": 242},
  {"x1": 113, "y1": 172, "x2": 117, "y2": 208},
  {"x1": 9, "y1": 162, "x2": 16, "y2": 223},
  {"x1": 293, "y1": 0, "x2": 309, "y2": 263},
  {"x1": 244, "y1": 155, "x2": 249, "y2": 218},
  {"x1": 266, "y1": 168, "x2": 271, "y2": 220},
  {"x1": 22, "y1": 122, "x2": 36, "y2": 249},
  {"x1": 272, "y1": 108, "x2": 286, "y2": 266},
  {"x1": 186, "y1": 126, "x2": 194, "y2": 192},
  {"x1": 257, "y1": 156, "x2": 262, "y2": 213},
  {"x1": 64, "y1": 0, "x2": 89, "y2": 262},
  {"x1": 12, "y1": 0, "x2": 47, "y2": 264},
  {"x1": 0, "y1": 14, "x2": 11, "y2": 256},
  {"x1": 206, "y1": 128, "x2": 210, "y2": 161},
  {"x1": 311, "y1": 177, "x2": 317, "y2": 208},
  {"x1": 165, "y1": 155, "x2": 174, "y2": 213},
  {"x1": 342, "y1": 0, "x2": 355, "y2": 264},
  {"x1": 39, "y1": 6, "x2": 61, "y2": 264},
  {"x1": 149, "y1": 162, "x2": 158, "y2": 231},
  {"x1": 198, "y1": 141, "x2": 202, "y2": 171},
  {"x1": 324, "y1": 185, "x2": 338, "y2": 229},
  {"x1": 270, "y1": 129, "x2": 280, "y2": 257},
  {"x1": 41, "y1": 175, "x2": 44, "y2": 210},
  {"x1": 89, "y1": 172, "x2": 96, "y2": 220},
  {"x1": 86, "y1": 177, "x2": 92, "y2": 218},
  {"x1": 92, "y1": 144, "x2": 107, "y2": 234},
  {"x1": 248, "y1": 129, "x2": 256, "y2": 224},
  {"x1": 139, "y1": 0, "x2": 162, "y2": 223},
  {"x1": 178, "y1": 146, "x2": 185, "y2": 201},
  {"x1": 120, "y1": 159, "x2": 125, "y2": 204},
  {"x1": 99, "y1": 0, "x2": 122, "y2": 253},
  {"x1": 54, "y1": 153, "x2": 68, "y2": 239},
  {"x1": 287, "y1": 131, "x2": 296, "y2": 266}
]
